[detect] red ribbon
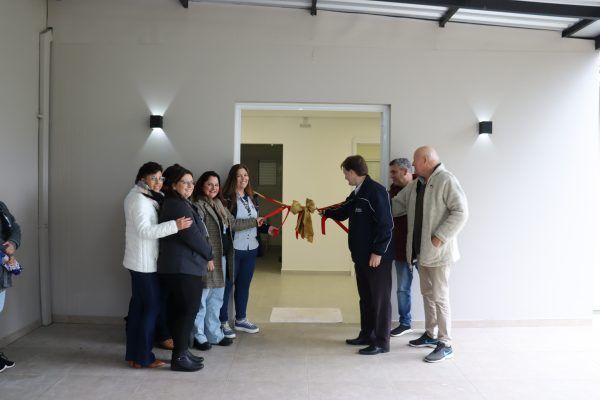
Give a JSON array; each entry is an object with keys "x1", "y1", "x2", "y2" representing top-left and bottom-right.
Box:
[
  {"x1": 255, "y1": 192, "x2": 348, "y2": 237},
  {"x1": 317, "y1": 203, "x2": 349, "y2": 235}
]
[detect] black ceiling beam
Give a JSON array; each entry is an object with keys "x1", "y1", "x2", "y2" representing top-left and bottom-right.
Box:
[
  {"x1": 562, "y1": 19, "x2": 594, "y2": 38},
  {"x1": 439, "y1": 6, "x2": 458, "y2": 27},
  {"x1": 311, "y1": 0, "x2": 318, "y2": 15},
  {"x1": 179, "y1": 0, "x2": 189, "y2": 8},
  {"x1": 369, "y1": 0, "x2": 600, "y2": 20}
]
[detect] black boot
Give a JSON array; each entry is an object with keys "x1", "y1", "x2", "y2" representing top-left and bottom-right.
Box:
[
  {"x1": 171, "y1": 352, "x2": 203, "y2": 372},
  {"x1": 185, "y1": 350, "x2": 204, "y2": 364}
]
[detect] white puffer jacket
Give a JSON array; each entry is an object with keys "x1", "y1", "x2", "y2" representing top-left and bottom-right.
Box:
[{"x1": 123, "y1": 185, "x2": 178, "y2": 273}]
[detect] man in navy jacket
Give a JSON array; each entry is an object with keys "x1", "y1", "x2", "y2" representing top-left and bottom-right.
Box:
[{"x1": 322, "y1": 155, "x2": 394, "y2": 355}]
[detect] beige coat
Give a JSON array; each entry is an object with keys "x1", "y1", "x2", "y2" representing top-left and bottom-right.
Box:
[
  {"x1": 194, "y1": 198, "x2": 257, "y2": 288},
  {"x1": 391, "y1": 164, "x2": 468, "y2": 267}
]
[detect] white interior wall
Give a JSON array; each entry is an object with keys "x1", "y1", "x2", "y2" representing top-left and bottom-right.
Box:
[
  {"x1": 0, "y1": 0, "x2": 46, "y2": 343},
  {"x1": 47, "y1": 0, "x2": 599, "y2": 322}
]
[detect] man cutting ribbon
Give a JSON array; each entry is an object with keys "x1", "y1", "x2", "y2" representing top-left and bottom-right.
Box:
[{"x1": 319, "y1": 155, "x2": 394, "y2": 355}]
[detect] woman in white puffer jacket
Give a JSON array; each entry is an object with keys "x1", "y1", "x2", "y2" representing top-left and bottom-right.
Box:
[{"x1": 123, "y1": 161, "x2": 192, "y2": 369}]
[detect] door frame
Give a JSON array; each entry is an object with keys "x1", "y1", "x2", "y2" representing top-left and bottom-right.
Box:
[{"x1": 234, "y1": 102, "x2": 391, "y2": 185}]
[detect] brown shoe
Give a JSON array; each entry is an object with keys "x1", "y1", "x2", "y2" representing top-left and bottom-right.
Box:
[
  {"x1": 127, "y1": 361, "x2": 142, "y2": 369},
  {"x1": 147, "y1": 359, "x2": 167, "y2": 368},
  {"x1": 158, "y1": 339, "x2": 174, "y2": 350}
]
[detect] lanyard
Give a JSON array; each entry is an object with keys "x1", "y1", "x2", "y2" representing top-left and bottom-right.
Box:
[{"x1": 239, "y1": 195, "x2": 252, "y2": 217}]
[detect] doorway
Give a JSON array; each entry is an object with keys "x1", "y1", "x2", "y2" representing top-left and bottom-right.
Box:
[
  {"x1": 240, "y1": 143, "x2": 283, "y2": 271},
  {"x1": 235, "y1": 103, "x2": 391, "y2": 323}
]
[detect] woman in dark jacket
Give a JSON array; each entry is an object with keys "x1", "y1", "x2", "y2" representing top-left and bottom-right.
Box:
[{"x1": 157, "y1": 164, "x2": 213, "y2": 372}]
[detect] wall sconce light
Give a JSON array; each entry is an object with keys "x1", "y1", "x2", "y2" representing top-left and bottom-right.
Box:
[
  {"x1": 150, "y1": 115, "x2": 163, "y2": 129},
  {"x1": 479, "y1": 121, "x2": 492, "y2": 135}
]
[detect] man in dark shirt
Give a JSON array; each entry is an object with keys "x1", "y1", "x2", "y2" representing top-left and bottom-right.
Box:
[
  {"x1": 321, "y1": 155, "x2": 394, "y2": 355},
  {"x1": 388, "y1": 158, "x2": 415, "y2": 337}
]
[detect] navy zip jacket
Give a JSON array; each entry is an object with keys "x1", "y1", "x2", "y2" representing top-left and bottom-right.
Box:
[
  {"x1": 157, "y1": 196, "x2": 213, "y2": 277},
  {"x1": 324, "y1": 175, "x2": 394, "y2": 265}
]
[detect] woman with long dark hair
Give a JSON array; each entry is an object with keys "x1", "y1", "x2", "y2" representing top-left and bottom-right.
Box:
[
  {"x1": 158, "y1": 164, "x2": 213, "y2": 372},
  {"x1": 190, "y1": 171, "x2": 262, "y2": 350},
  {"x1": 123, "y1": 162, "x2": 192, "y2": 369},
  {"x1": 219, "y1": 164, "x2": 276, "y2": 338}
]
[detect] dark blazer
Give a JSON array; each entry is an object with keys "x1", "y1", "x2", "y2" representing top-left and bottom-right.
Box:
[
  {"x1": 324, "y1": 175, "x2": 394, "y2": 265},
  {"x1": 157, "y1": 196, "x2": 213, "y2": 277},
  {"x1": 0, "y1": 201, "x2": 21, "y2": 249}
]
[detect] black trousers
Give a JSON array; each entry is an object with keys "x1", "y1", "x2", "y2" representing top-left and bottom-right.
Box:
[
  {"x1": 158, "y1": 273, "x2": 204, "y2": 355},
  {"x1": 155, "y1": 292, "x2": 171, "y2": 342},
  {"x1": 355, "y1": 259, "x2": 392, "y2": 350}
]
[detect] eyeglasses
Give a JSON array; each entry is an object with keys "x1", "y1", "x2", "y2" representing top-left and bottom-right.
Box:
[
  {"x1": 150, "y1": 176, "x2": 165, "y2": 182},
  {"x1": 179, "y1": 180, "x2": 195, "y2": 187}
]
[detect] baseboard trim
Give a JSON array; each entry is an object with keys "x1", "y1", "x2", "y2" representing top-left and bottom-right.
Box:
[
  {"x1": 52, "y1": 314, "x2": 125, "y2": 325},
  {"x1": 0, "y1": 319, "x2": 41, "y2": 348},
  {"x1": 281, "y1": 270, "x2": 351, "y2": 275},
  {"x1": 408, "y1": 319, "x2": 593, "y2": 328},
  {"x1": 50, "y1": 315, "x2": 593, "y2": 328}
]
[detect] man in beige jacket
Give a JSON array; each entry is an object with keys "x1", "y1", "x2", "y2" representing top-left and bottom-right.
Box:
[{"x1": 391, "y1": 146, "x2": 468, "y2": 363}]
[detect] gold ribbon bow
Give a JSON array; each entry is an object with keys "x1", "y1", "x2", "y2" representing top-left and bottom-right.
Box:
[{"x1": 289, "y1": 198, "x2": 317, "y2": 243}]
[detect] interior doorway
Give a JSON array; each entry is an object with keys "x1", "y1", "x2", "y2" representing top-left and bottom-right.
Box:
[
  {"x1": 234, "y1": 103, "x2": 390, "y2": 323},
  {"x1": 240, "y1": 143, "x2": 283, "y2": 270}
]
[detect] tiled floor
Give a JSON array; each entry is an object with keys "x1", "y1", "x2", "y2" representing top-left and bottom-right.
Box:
[
  {"x1": 2, "y1": 251, "x2": 600, "y2": 399},
  {"x1": 1, "y1": 321, "x2": 600, "y2": 399},
  {"x1": 247, "y1": 249, "x2": 361, "y2": 323}
]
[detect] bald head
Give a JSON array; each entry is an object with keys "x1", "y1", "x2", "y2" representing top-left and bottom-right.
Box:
[{"x1": 413, "y1": 145, "x2": 441, "y2": 179}]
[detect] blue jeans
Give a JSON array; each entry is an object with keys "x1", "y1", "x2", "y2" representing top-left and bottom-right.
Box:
[
  {"x1": 194, "y1": 287, "x2": 225, "y2": 344},
  {"x1": 194, "y1": 258, "x2": 226, "y2": 344},
  {"x1": 395, "y1": 260, "x2": 413, "y2": 326},
  {"x1": 220, "y1": 248, "x2": 258, "y2": 322},
  {"x1": 0, "y1": 290, "x2": 5, "y2": 313}
]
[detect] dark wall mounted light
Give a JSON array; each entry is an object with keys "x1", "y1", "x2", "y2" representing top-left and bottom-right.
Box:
[
  {"x1": 150, "y1": 115, "x2": 163, "y2": 129},
  {"x1": 479, "y1": 121, "x2": 492, "y2": 135}
]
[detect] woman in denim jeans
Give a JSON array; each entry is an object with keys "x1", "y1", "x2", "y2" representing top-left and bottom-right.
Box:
[
  {"x1": 191, "y1": 171, "x2": 262, "y2": 350},
  {"x1": 219, "y1": 164, "x2": 276, "y2": 337}
]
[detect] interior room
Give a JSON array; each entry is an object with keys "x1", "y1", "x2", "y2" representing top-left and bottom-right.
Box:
[{"x1": 0, "y1": 0, "x2": 599, "y2": 399}]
